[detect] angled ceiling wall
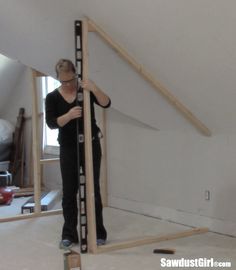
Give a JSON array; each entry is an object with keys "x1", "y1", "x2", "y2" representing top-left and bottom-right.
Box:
[
  {"x1": 0, "y1": 0, "x2": 82, "y2": 75},
  {"x1": 84, "y1": 0, "x2": 236, "y2": 134}
]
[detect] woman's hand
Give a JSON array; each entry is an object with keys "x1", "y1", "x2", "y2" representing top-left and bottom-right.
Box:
[
  {"x1": 80, "y1": 79, "x2": 110, "y2": 107},
  {"x1": 80, "y1": 80, "x2": 97, "y2": 93},
  {"x1": 67, "y1": 106, "x2": 82, "y2": 120}
]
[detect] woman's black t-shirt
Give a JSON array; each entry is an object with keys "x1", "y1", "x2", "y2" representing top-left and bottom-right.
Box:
[{"x1": 45, "y1": 89, "x2": 111, "y2": 146}]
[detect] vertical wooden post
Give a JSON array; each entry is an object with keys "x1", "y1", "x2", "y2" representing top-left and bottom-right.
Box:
[
  {"x1": 31, "y1": 69, "x2": 41, "y2": 213},
  {"x1": 100, "y1": 109, "x2": 108, "y2": 207},
  {"x1": 82, "y1": 19, "x2": 97, "y2": 253}
]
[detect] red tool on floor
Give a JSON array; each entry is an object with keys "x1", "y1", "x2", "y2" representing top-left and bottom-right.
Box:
[
  {"x1": 0, "y1": 171, "x2": 14, "y2": 205},
  {"x1": 0, "y1": 187, "x2": 14, "y2": 205}
]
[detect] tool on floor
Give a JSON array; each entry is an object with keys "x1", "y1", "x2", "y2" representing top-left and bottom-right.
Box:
[
  {"x1": 75, "y1": 20, "x2": 88, "y2": 253},
  {"x1": 0, "y1": 171, "x2": 13, "y2": 205},
  {"x1": 64, "y1": 249, "x2": 82, "y2": 270},
  {"x1": 0, "y1": 187, "x2": 14, "y2": 205},
  {"x1": 153, "y1": 248, "x2": 176, "y2": 254},
  {"x1": 21, "y1": 190, "x2": 60, "y2": 213}
]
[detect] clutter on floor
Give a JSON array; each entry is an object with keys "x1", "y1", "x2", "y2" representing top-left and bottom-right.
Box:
[
  {"x1": 21, "y1": 190, "x2": 60, "y2": 214},
  {"x1": 0, "y1": 170, "x2": 14, "y2": 205}
]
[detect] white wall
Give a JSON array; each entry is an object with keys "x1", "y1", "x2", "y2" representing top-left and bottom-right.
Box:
[
  {"x1": 0, "y1": 0, "x2": 236, "y2": 236},
  {"x1": 107, "y1": 109, "x2": 236, "y2": 236},
  {"x1": 85, "y1": 0, "x2": 236, "y2": 133},
  {"x1": 1, "y1": 67, "x2": 32, "y2": 123}
]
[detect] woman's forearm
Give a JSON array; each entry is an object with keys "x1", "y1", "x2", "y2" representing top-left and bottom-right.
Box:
[
  {"x1": 92, "y1": 85, "x2": 110, "y2": 107},
  {"x1": 57, "y1": 113, "x2": 71, "y2": 127}
]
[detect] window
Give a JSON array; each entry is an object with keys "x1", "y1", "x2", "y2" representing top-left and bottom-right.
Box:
[{"x1": 42, "y1": 76, "x2": 60, "y2": 155}]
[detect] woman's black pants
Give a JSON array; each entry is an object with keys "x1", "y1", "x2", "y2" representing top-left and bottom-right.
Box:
[{"x1": 59, "y1": 139, "x2": 107, "y2": 242}]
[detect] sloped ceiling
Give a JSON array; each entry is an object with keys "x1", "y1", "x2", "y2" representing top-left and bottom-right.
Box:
[
  {"x1": 84, "y1": 0, "x2": 236, "y2": 134},
  {"x1": 0, "y1": 0, "x2": 236, "y2": 133}
]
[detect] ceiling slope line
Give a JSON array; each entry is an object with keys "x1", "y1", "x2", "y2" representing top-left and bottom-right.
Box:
[
  {"x1": 110, "y1": 107, "x2": 160, "y2": 131},
  {"x1": 86, "y1": 16, "x2": 211, "y2": 137}
]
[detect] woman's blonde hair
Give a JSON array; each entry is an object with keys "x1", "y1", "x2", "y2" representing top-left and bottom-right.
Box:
[{"x1": 55, "y1": 59, "x2": 76, "y2": 78}]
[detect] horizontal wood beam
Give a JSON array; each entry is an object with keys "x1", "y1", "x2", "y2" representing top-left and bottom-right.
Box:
[
  {"x1": 86, "y1": 17, "x2": 211, "y2": 136},
  {"x1": 33, "y1": 69, "x2": 47, "y2": 77},
  {"x1": 40, "y1": 158, "x2": 59, "y2": 164},
  {"x1": 0, "y1": 209, "x2": 62, "y2": 223},
  {"x1": 96, "y1": 227, "x2": 209, "y2": 253}
]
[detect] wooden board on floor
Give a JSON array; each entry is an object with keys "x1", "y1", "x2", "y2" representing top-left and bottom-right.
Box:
[
  {"x1": 14, "y1": 187, "x2": 34, "y2": 197},
  {"x1": 96, "y1": 227, "x2": 209, "y2": 253}
]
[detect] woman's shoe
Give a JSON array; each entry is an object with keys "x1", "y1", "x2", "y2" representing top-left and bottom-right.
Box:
[
  {"x1": 96, "y1": 239, "x2": 106, "y2": 246},
  {"x1": 59, "y1": 239, "x2": 73, "y2": 250}
]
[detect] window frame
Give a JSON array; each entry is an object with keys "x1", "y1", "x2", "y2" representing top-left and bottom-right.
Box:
[{"x1": 42, "y1": 76, "x2": 60, "y2": 156}]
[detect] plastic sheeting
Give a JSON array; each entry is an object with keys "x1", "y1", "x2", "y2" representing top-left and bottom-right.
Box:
[{"x1": 0, "y1": 119, "x2": 14, "y2": 161}]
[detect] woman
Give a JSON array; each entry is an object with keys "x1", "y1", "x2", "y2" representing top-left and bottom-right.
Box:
[{"x1": 45, "y1": 59, "x2": 111, "y2": 249}]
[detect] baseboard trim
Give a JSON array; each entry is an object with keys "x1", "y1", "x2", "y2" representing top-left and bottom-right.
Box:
[{"x1": 108, "y1": 196, "x2": 236, "y2": 237}]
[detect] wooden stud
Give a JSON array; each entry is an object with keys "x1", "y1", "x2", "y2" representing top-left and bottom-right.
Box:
[
  {"x1": 82, "y1": 18, "x2": 98, "y2": 253},
  {"x1": 0, "y1": 209, "x2": 62, "y2": 223},
  {"x1": 31, "y1": 69, "x2": 42, "y2": 213},
  {"x1": 40, "y1": 158, "x2": 60, "y2": 164},
  {"x1": 34, "y1": 70, "x2": 47, "y2": 77},
  {"x1": 86, "y1": 17, "x2": 211, "y2": 137},
  {"x1": 96, "y1": 227, "x2": 209, "y2": 253},
  {"x1": 14, "y1": 187, "x2": 34, "y2": 193},
  {"x1": 100, "y1": 109, "x2": 108, "y2": 207},
  {"x1": 29, "y1": 131, "x2": 34, "y2": 187},
  {"x1": 88, "y1": 23, "x2": 96, "y2": 32}
]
